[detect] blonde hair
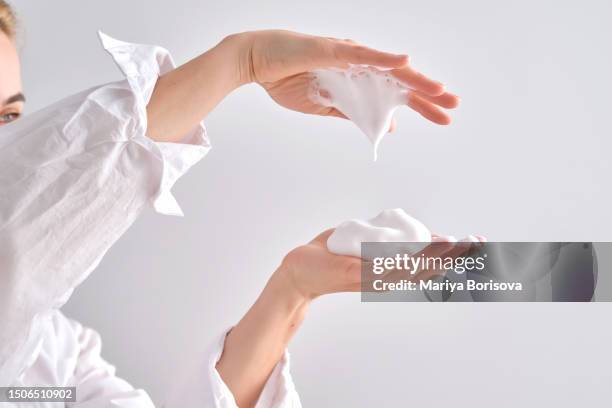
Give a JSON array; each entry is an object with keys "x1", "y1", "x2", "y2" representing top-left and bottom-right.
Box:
[{"x1": 0, "y1": 0, "x2": 16, "y2": 39}]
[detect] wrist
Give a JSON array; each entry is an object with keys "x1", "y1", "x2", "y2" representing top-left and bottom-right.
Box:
[
  {"x1": 266, "y1": 266, "x2": 312, "y2": 312},
  {"x1": 219, "y1": 31, "x2": 257, "y2": 87}
]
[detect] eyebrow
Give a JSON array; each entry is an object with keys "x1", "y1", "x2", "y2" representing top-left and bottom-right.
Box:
[{"x1": 3, "y1": 93, "x2": 25, "y2": 106}]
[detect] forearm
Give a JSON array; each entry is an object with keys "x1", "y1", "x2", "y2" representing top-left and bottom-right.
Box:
[
  {"x1": 146, "y1": 33, "x2": 252, "y2": 142},
  {"x1": 216, "y1": 269, "x2": 310, "y2": 408}
]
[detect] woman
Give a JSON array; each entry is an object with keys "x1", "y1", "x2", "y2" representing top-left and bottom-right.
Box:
[{"x1": 0, "y1": 1, "x2": 461, "y2": 406}]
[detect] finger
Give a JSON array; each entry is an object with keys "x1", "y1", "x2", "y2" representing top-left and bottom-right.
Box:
[
  {"x1": 432, "y1": 235, "x2": 458, "y2": 243},
  {"x1": 392, "y1": 66, "x2": 445, "y2": 96},
  {"x1": 420, "y1": 240, "x2": 457, "y2": 259},
  {"x1": 378, "y1": 241, "x2": 455, "y2": 283},
  {"x1": 411, "y1": 241, "x2": 466, "y2": 282},
  {"x1": 413, "y1": 91, "x2": 460, "y2": 109},
  {"x1": 407, "y1": 93, "x2": 452, "y2": 125},
  {"x1": 312, "y1": 228, "x2": 336, "y2": 245},
  {"x1": 333, "y1": 42, "x2": 409, "y2": 68},
  {"x1": 439, "y1": 241, "x2": 477, "y2": 264}
]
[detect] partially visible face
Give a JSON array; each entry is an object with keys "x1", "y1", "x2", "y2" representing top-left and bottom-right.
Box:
[{"x1": 0, "y1": 31, "x2": 24, "y2": 126}]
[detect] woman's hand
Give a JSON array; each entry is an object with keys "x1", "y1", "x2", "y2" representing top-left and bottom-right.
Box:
[
  {"x1": 216, "y1": 229, "x2": 364, "y2": 407},
  {"x1": 276, "y1": 229, "x2": 484, "y2": 301},
  {"x1": 217, "y1": 227, "x2": 484, "y2": 407},
  {"x1": 234, "y1": 29, "x2": 460, "y2": 126},
  {"x1": 276, "y1": 229, "x2": 362, "y2": 300},
  {"x1": 148, "y1": 29, "x2": 459, "y2": 142}
]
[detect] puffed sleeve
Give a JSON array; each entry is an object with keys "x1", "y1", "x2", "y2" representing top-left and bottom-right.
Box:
[{"x1": 0, "y1": 32, "x2": 210, "y2": 385}]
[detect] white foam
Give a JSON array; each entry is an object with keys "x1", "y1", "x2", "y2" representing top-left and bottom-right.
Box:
[
  {"x1": 310, "y1": 65, "x2": 411, "y2": 160},
  {"x1": 327, "y1": 208, "x2": 431, "y2": 259},
  {"x1": 326, "y1": 209, "x2": 485, "y2": 259}
]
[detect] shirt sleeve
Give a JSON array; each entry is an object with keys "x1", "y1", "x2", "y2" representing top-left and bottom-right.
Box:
[
  {"x1": 164, "y1": 328, "x2": 302, "y2": 408},
  {"x1": 12, "y1": 312, "x2": 301, "y2": 408},
  {"x1": 0, "y1": 32, "x2": 210, "y2": 385}
]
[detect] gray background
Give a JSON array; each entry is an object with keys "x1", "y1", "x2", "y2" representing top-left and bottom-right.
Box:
[{"x1": 13, "y1": 0, "x2": 612, "y2": 406}]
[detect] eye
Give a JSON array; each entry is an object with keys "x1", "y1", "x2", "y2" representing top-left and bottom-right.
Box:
[{"x1": 0, "y1": 112, "x2": 21, "y2": 124}]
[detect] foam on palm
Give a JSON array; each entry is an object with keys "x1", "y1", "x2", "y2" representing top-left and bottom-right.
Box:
[
  {"x1": 327, "y1": 209, "x2": 481, "y2": 259},
  {"x1": 327, "y1": 209, "x2": 431, "y2": 258}
]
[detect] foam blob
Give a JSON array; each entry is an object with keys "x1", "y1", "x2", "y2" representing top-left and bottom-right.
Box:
[
  {"x1": 327, "y1": 208, "x2": 431, "y2": 258},
  {"x1": 310, "y1": 65, "x2": 411, "y2": 160}
]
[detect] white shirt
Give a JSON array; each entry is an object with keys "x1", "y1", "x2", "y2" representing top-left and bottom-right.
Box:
[{"x1": 0, "y1": 32, "x2": 301, "y2": 407}]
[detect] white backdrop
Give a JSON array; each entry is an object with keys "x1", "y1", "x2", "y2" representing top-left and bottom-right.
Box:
[{"x1": 13, "y1": 0, "x2": 612, "y2": 406}]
